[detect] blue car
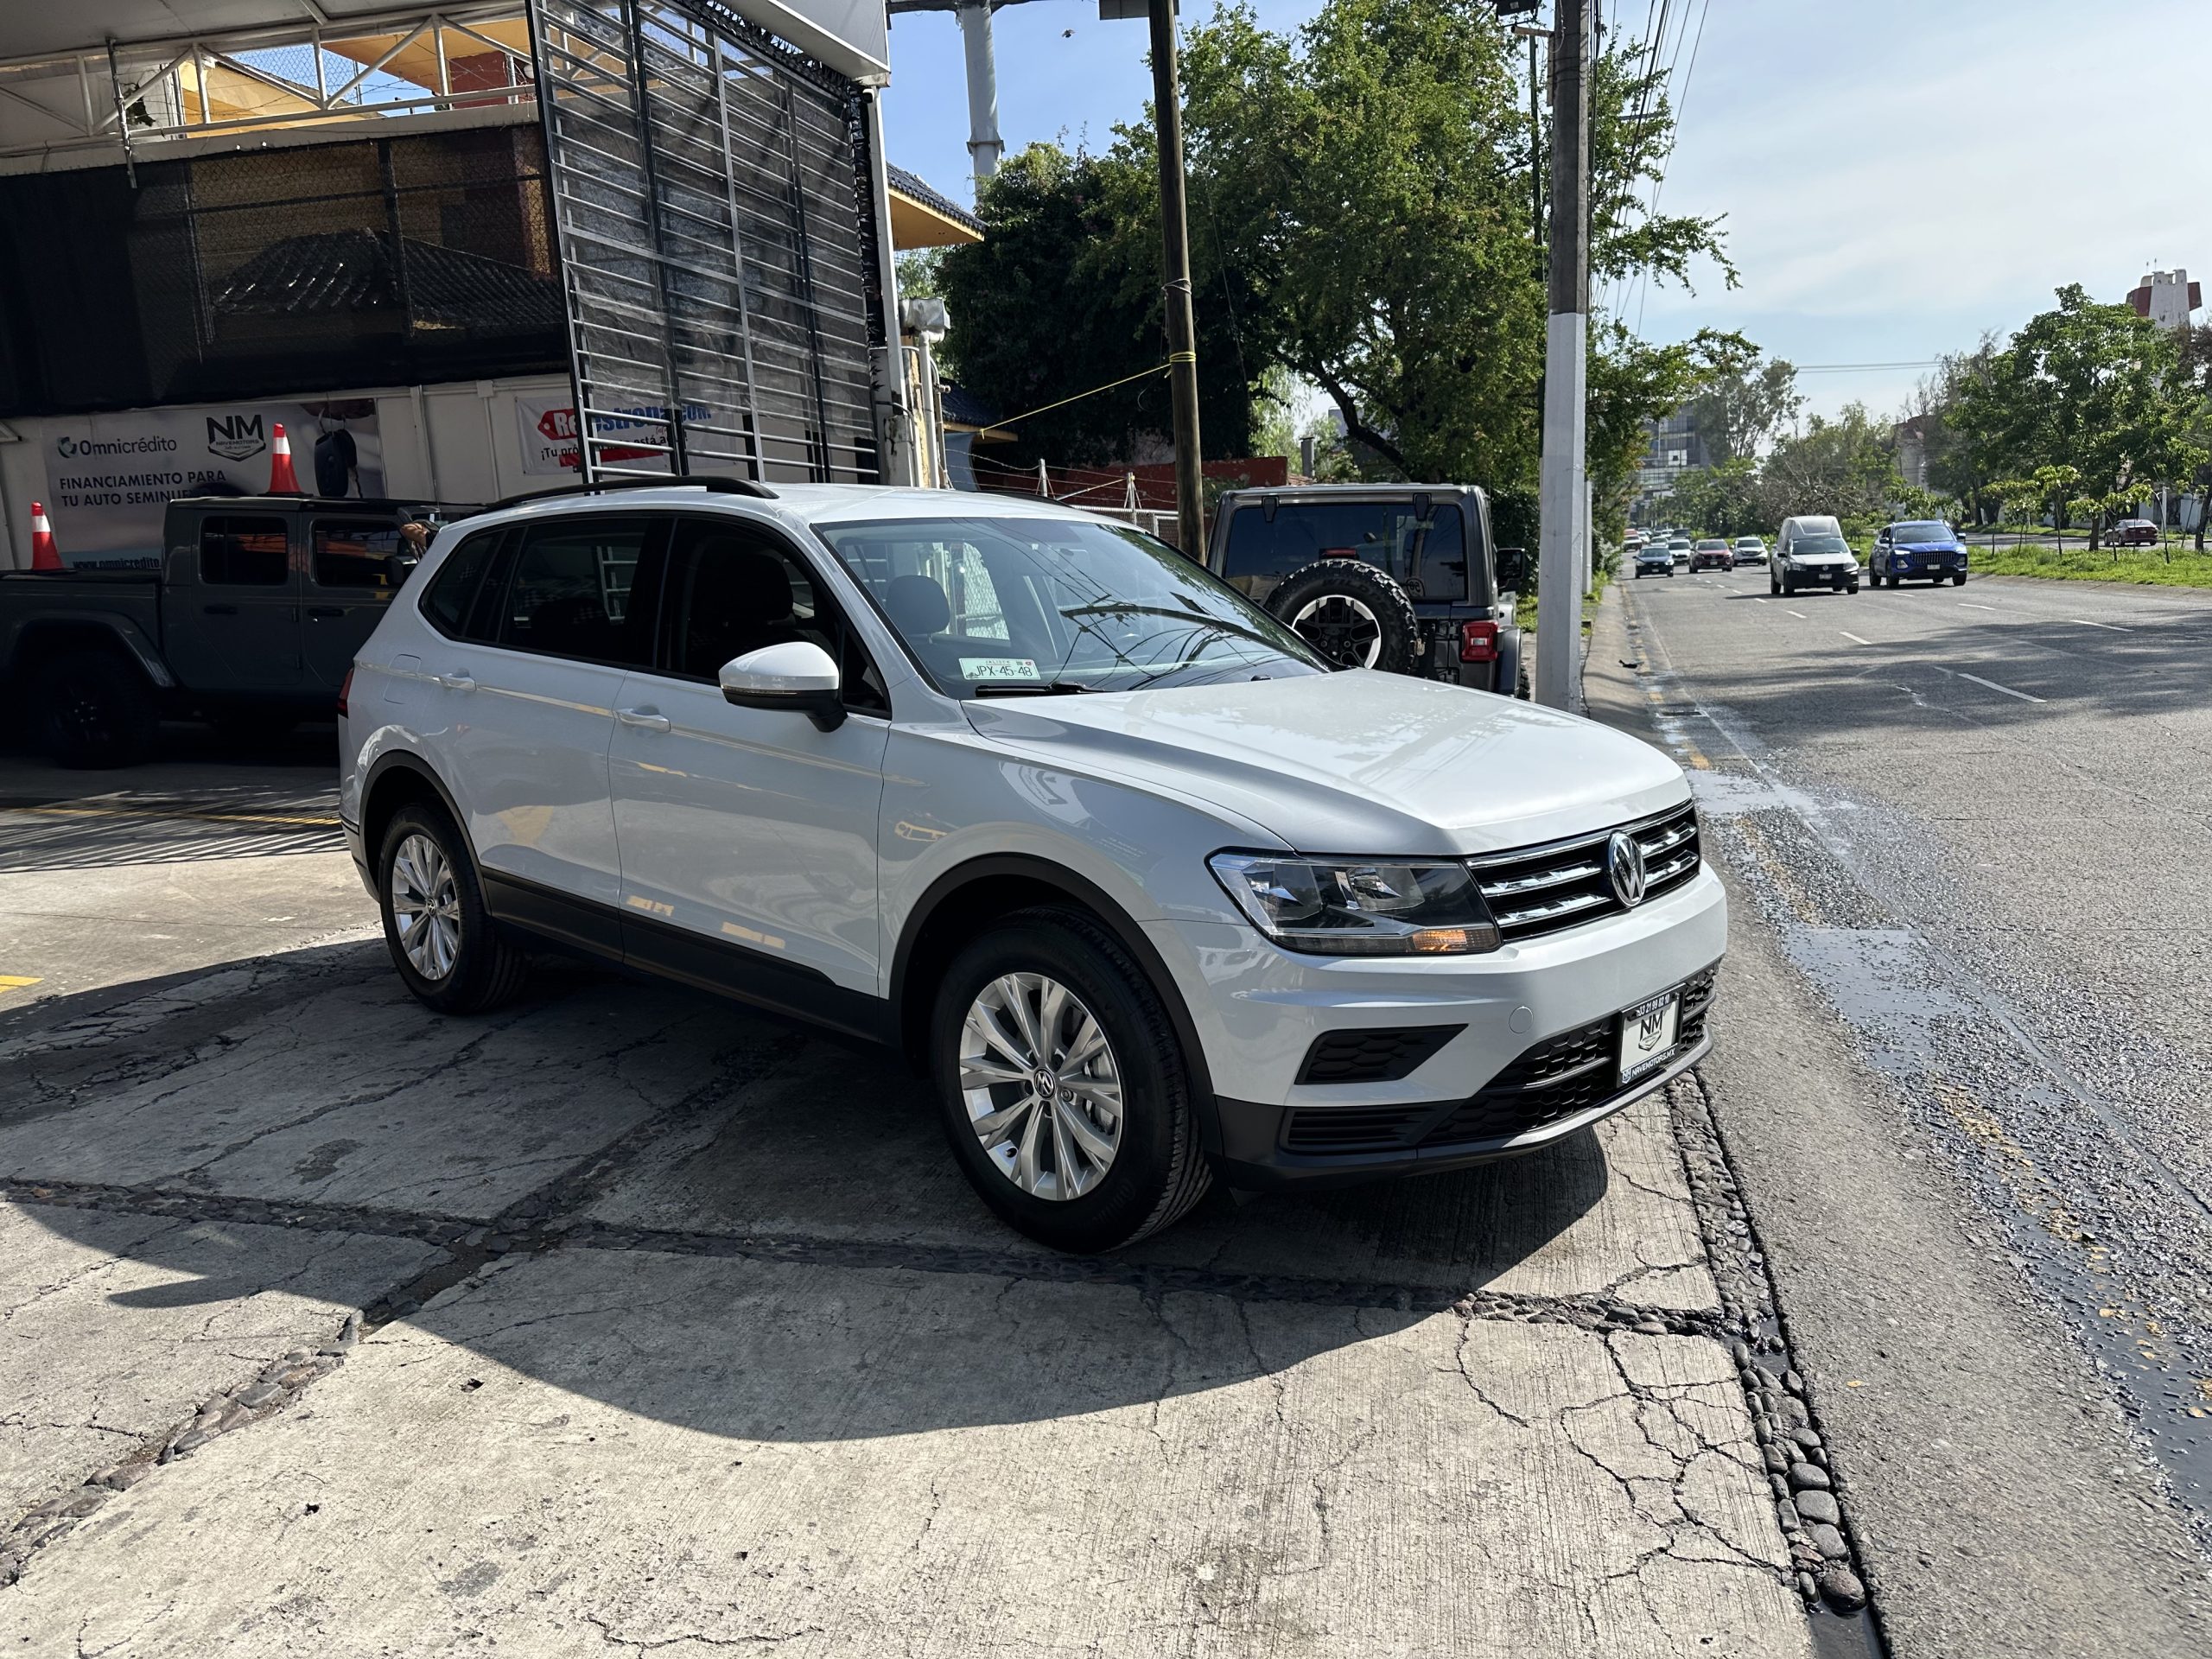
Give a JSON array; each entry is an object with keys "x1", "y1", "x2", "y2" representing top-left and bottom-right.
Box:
[{"x1": 1871, "y1": 520, "x2": 1969, "y2": 588}]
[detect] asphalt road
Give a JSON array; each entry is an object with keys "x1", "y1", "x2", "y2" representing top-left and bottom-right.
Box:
[{"x1": 1601, "y1": 566, "x2": 2212, "y2": 1654}]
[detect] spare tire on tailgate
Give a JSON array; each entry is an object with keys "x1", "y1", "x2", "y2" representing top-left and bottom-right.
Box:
[{"x1": 1266, "y1": 558, "x2": 1421, "y2": 674}]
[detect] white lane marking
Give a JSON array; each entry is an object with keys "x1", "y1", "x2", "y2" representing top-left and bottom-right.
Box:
[
  {"x1": 1956, "y1": 671, "x2": 2045, "y2": 704},
  {"x1": 1752, "y1": 597, "x2": 1770, "y2": 605},
  {"x1": 1959, "y1": 602, "x2": 1998, "y2": 612},
  {"x1": 1839, "y1": 631, "x2": 1872, "y2": 645},
  {"x1": 1785, "y1": 609, "x2": 1808, "y2": 619},
  {"x1": 2073, "y1": 618, "x2": 2132, "y2": 632}
]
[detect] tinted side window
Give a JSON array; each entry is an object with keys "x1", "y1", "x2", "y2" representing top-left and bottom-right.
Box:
[
  {"x1": 495, "y1": 518, "x2": 659, "y2": 667},
  {"x1": 660, "y1": 518, "x2": 890, "y2": 715},
  {"x1": 421, "y1": 528, "x2": 506, "y2": 640},
  {"x1": 312, "y1": 518, "x2": 400, "y2": 588},
  {"x1": 200, "y1": 516, "x2": 289, "y2": 587}
]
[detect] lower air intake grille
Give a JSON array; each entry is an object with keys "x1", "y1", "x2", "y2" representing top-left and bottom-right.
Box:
[
  {"x1": 1280, "y1": 1104, "x2": 1433, "y2": 1156},
  {"x1": 1295, "y1": 1024, "x2": 1465, "y2": 1085}
]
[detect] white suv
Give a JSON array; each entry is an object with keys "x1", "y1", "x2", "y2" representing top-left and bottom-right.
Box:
[{"x1": 339, "y1": 481, "x2": 1725, "y2": 1252}]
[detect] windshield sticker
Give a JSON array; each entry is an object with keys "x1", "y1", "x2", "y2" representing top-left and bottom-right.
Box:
[{"x1": 959, "y1": 657, "x2": 1042, "y2": 681}]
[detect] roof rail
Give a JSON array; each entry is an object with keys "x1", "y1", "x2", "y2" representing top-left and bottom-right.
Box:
[{"x1": 484, "y1": 474, "x2": 779, "y2": 514}]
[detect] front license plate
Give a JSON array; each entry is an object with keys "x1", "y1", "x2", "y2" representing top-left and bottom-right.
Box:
[{"x1": 1618, "y1": 992, "x2": 1681, "y2": 1085}]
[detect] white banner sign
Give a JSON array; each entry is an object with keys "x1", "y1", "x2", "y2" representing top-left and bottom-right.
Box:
[{"x1": 40, "y1": 403, "x2": 384, "y2": 563}]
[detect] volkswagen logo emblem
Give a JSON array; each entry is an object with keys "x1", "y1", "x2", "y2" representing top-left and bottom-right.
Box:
[{"x1": 1607, "y1": 830, "x2": 1648, "y2": 908}]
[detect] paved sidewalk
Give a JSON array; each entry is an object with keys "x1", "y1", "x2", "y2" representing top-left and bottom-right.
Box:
[{"x1": 0, "y1": 761, "x2": 1816, "y2": 1656}]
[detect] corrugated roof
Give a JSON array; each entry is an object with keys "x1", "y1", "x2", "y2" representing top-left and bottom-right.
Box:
[
  {"x1": 211, "y1": 230, "x2": 562, "y2": 331},
  {"x1": 887, "y1": 164, "x2": 983, "y2": 238}
]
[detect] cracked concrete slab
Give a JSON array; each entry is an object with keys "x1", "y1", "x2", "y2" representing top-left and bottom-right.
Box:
[
  {"x1": 0, "y1": 1199, "x2": 435, "y2": 1518},
  {"x1": 583, "y1": 1036, "x2": 1721, "y2": 1309},
  {"x1": 0, "y1": 973, "x2": 753, "y2": 1220},
  {"x1": 2, "y1": 1243, "x2": 1808, "y2": 1657}
]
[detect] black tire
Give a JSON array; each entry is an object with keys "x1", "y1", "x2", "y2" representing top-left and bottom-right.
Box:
[
  {"x1": 1953, "y1": 573, "x2": 1967, "y2": 586},
  {"x1": 1782, "y1": 573, "x2": 1796, "y2": 596},
  {"x1": 931, "y1": 906, "x2": 1211, "y2": 1254},
  {"x1": 1266, "y1": 559, "x2": 1421, "y2": 673},
  {"x1": 35, "y1": 649, "x2": 157, "y2": 768},
  {"x1": 375, "y1": 802, "x2": 530, "y2": 1014}
]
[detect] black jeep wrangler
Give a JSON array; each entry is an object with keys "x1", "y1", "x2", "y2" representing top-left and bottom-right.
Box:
[{"x1": 1205, "y1": 485, "x2": 1527, "y2": 696}]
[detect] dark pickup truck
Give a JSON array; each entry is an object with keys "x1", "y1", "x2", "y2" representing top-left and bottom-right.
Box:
[
  {"x1": 1205, "y1": 483, "x2": 1527, "y2": 696},
  {"x1": 1, "y1": 494, "x2": 465, "y2": 766}
]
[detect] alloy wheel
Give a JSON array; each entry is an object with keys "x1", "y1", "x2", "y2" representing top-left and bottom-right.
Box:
[
  {"x1": 958, "y1": 972, "x2": 1123, "y2": 1201},
  {"x1": 390, "y1": 832, "x2": 462, "y2": 982},
  {"x1": 1288, "y1": 594, "x2": 1383, "y2": 668}
]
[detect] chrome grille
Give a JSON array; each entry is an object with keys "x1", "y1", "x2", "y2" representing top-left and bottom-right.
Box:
[{"x1": 1470, "y1": 801, "x2": 1700, "y2": 944}]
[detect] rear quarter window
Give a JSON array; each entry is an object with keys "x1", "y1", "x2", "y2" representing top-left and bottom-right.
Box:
[
  {"x1": 200, "y1": 515, "x2": 290, "y2": 587},
  {"x1": 420, "y1": 527, "x2": 507, "y2": 641}
]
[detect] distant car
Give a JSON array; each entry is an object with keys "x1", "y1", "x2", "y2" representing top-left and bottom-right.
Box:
[
  {"x1": 1731, "y1": 537, "x2": 1768, "y2": 566},
  {"x1": 2111, "y1": 518, "x2": 2159, "y2": 547},
  {"x1": 1667, "y1": 537, "x2": 1694, "y2": 565},
  {"x1": 1689, "y1": 538, "x2": 1732, "y2": 572},
  {"x1": 1633, "y1": 543, "x2": 1676, "y2": 578},
  {"x1": 1870, "y1": 520, "x2": 1968, "y2": 588},
  {"x1": 1772, "y1": 519, "x2": 1859, "y2": 596}
]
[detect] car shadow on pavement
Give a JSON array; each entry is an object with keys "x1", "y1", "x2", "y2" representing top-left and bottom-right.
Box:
[{"x1": 0, "y1": 938, "x2": 1681, "y2": 1442}]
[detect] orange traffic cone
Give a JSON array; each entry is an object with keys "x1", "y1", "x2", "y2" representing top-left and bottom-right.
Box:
[
  {"x1": 29, "y1": 500, "x2": 62, "y2": 570},
  {"x1": 267, "y1": 422, "x2": 302, "y2": 493}
]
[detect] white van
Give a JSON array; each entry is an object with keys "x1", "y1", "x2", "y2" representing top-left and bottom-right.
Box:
[{"x1": 1772, "y1": 515, "x2": 1859, "y2": 596}]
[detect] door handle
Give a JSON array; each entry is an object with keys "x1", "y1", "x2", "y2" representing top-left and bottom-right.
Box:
[
  {"x1": 435, "y1": 672, "x2": 476, "y2": 691},
  {"x1": 617, "y1": 706, "x2": 671, "y2": 732},
  {"x1": 307, "y1": 606, "x2": 345, "y2": 620},
  {"x1": 203, "y1": 603, "x2": 238, "y2": 616}
]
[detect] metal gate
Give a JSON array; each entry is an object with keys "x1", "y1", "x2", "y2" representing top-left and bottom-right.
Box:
[{"x1": 526, "y1": 0, "x2": 882, "y2": 483}]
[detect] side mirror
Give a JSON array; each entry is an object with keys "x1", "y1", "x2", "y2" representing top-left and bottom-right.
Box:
[
  {"x1": 1494, "y1": 546, "x2": 1528, "y2": 592},
  {"x1": 383, "y1": 553, "x2": 419, "y2": 588},
  {"x1": 719, "y1": 639, "x2": 845, "y2": 732}
]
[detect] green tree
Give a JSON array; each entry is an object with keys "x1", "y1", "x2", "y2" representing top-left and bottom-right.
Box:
[
  {"x1": 1661, "y1": 456, "x2": 1761, "y2": 536},
  {"x1": 1176, "y1": 0, "x2": 1730, "y2": 487},
  {"x1": 935, "y1": 143, "x2": 1258, "y2": 468},
  {"x1": 1952, "y1": 285, "x2": 2201, "y2": 550},
  {"x1": 1753, "y1": 403, "x2": 1907, "y2": 528},
  {"x1": 1683, "y1": 356, "x2": 1802, "y2": 466}
]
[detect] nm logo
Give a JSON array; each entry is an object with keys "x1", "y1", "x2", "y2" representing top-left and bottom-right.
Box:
[{"x1": 207, "y1": 413, "x2": 268, "y2": 462}]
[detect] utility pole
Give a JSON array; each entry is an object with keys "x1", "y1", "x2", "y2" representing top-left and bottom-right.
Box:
[
  {"x1": 1532, "y1": 0, "x2": 1587, "y2": 713},
  {"x1": 954, "y1": 0, "x2": 1003, "y2": 181},
  {"x1": 1147, "y1": 0, "x2": 1206, "y2": 557}
]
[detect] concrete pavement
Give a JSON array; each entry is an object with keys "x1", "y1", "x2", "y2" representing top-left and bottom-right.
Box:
[{"x1": 0, "y1": 758, "x2": 1815, "y2": 1655}]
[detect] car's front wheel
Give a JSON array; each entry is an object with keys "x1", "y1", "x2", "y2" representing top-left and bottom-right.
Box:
[
  {"x1": 376, "y1": 802, "x2": 531, "y2": 1014},
  {"x1": 932, "y1": 907, "x2": 1211, "y2": 1253}
]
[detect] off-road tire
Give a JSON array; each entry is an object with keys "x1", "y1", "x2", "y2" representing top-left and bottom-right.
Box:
[
  {"x1": 35, "y1": 649, "x2": 157, "y2": 768},
  {"x1": 376, "y1": 802, "x2": 530, "y2": 1014},
  {"x1": 1266, "y1": 558, "x2": 1421, "y2": 674},
  {"x1": 931, "y1": 906, "x2": 1211, "y2": 1254}
]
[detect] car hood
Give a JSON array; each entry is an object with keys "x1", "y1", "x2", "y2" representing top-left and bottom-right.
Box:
[
  {"x1": 963, "y1": 671, "x2": 1688, "y2": 856},
  {"x1": 1892, "y1": 540, "x2": 1960, "y2": 551},
  {"x1": 1786, "y1": 550, "x2": 1857, "y2": 564}
]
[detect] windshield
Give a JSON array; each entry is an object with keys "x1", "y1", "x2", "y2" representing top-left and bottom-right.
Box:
[
  {"x1": 1892, "y1": 522, "x2": 1954, "y2": 543},
  {"x1": 1695, "y1": 540, "x2": 1728, "y2": 550},
  {"x1": 1795, "y1": 537, "x2": 1852, "y2": 556},
  {"x1": 1734, "y1": 537, "x2": 1764, "y2": 546},
  {"x1": 817, "y1": 515, "x2": 1332, "y2": 698}
]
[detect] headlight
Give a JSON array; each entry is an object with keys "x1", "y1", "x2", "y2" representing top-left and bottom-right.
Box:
[{"x1": 1208, "y1": 853, "x2": 1501, "y2": 956}]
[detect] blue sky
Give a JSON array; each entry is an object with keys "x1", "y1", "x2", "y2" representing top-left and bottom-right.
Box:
[{"x1": 878, "y1": 0, "x2": 2212, "y2": 427}]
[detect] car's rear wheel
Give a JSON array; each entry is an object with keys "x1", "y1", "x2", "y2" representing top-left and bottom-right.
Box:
[
  {"x1": 376, "y1": 802, "x2": 530, "y2": 1014},
  {"x1": 932, "y1": 907, "x2": 1211, "y2": 1253}
]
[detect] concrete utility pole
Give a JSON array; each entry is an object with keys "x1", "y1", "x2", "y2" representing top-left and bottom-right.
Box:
[
  {"x1": 1533, "y1": 0, "x2": 1587, "y2": 713},
  {"x1": 954, "y1": 0, "x2": 1003, "y2": 181},
  {"x1": 1146, "y1": 0, "x2": 1206, "y2": 556},
  {"x1": 887, "y1": 0, "x2": 1006, "y2": 186}
]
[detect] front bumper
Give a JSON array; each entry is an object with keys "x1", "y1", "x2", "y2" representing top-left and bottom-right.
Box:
[{"x1": 1144, "y1": 863, "x2": 1727, "y2": 1186}]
